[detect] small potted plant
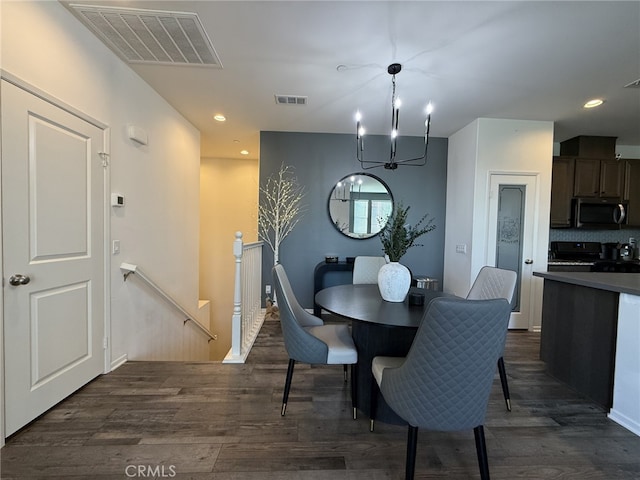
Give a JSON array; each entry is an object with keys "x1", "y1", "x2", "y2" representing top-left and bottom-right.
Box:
[{"x1": 378, "y1": 202, "x2": 435, "y2": 302}]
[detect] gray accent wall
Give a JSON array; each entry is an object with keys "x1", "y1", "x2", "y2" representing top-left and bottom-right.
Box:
[{"x1": 260, "y1": 131, "x2": 448, "y2": 309}]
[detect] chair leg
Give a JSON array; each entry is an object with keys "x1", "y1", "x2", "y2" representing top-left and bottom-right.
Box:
[
  {"x1": 369, "y1": 375, "x2": 379, "y2": 432},
  {"x1": 343, "y1": 364, "x2": 348, "y2": 382},
  {"x1": 351, "y1": 363, "x2": 358, "y2": 420},
  {"x1": 497, "y1": 357, "x2": 511, "y2": 411},
  {"x1": 474, "y1": 425, "x2": 490, "y2": 480},
  {"x1": 405, "y1": 426, "x2": 418, "y2": 480},
  {"x1": 281, "y1": 359, "x2": 295, "y2": 416}
]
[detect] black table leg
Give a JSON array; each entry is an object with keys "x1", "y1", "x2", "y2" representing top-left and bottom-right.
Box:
[{"x1": 351, "y1": 321, "x2": 417, "y2": 425}]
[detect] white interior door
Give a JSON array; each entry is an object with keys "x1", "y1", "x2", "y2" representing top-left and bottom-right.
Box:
[
  {"x1": 2, "y1": 80, "x2": 106, "y2": 436},
  {"x1": 487, "y1": 174, "x2": 538, "y2": 329}
]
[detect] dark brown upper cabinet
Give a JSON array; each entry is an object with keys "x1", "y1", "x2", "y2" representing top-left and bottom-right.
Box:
[
  {"x1": 560, "y1": 136, "x2": 617, "y2": 159},
  {"x1": 573, "y1": 158, "x2": 624, "y2": 198},
  {"x1": 623, "y1": 158, "x2": 640, "y2": 227},
  {"x1": 551, "y1": 136, "x2": 626, "y2": 228},
  {"x1": 560, "y1": 135, "x2": 622, "y2": 198},
  {"x1": 550, "y1": 156, "x2": 575, "y2": 227}
]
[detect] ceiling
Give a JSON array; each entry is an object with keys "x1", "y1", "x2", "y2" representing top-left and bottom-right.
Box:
[{"x1": 62, "y1": 1, "x2": 640, "y2": 160}]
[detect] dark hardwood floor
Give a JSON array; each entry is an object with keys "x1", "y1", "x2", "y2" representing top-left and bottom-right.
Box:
[{"x1": 2, "y1": 318, "x2": 640, "y2": 479}]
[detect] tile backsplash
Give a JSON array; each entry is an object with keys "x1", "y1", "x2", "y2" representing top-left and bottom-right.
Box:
[{"x1": 549, "y1": 228, "x2": 640, "y2": 244}]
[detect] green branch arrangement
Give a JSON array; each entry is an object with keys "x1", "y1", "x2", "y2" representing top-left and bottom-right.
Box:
[{"x1": 379, "y1": 201, "x2": 436, "y2": 262}]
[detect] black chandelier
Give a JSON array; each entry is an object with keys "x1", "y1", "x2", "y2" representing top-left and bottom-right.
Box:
[{"x1": 355, "y1": 63, "x2": 433, "y2": 170}]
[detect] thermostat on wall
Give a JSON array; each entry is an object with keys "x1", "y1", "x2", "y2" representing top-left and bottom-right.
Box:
[{"x1": 111, "y1": 193, "x2": 125, "y2": 207}]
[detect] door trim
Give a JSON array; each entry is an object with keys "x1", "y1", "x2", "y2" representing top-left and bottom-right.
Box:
[
  {"x1": 1, "y1": 70, "x2": 108, "y2": 130},
  {"x1": 0, "y1": 73, "x2": 112, "y2": 444}
]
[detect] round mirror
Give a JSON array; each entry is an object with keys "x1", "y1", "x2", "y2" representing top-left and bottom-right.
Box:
[{"x1": 328, "y1": 173, "x2": 393, "y2": 239}]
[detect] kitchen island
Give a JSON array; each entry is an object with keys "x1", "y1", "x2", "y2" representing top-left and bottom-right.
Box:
[{"x1": 534, "y1": 271, "x2": 640, "y2": 436}]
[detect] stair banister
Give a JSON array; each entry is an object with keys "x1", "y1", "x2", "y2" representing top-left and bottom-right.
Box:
[
  {"x1": 119, "y1": 262, "x2": 217, "y2": 343},
  {"x1": 231, "y1": 232, "x2": 243, "y2": 356},
  {"x1": 224, "y1": 231, "x2": 264, "y2": 363}
]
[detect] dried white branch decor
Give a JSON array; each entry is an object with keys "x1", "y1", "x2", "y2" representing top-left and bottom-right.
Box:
[{"x1": 258, "y1": 163, "x2": 306, "y2": 266}]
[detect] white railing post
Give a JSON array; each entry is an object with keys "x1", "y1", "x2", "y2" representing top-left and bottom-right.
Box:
[
  {"x1": 231, "y1": 231, "x2": 243, "y2": 357},
  {"x1": 224, "y1": 232, "x2": 265, "y2": 364}
]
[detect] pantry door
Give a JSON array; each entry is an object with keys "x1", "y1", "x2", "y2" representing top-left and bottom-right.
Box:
[
  {"x1": 2, "y1": 80, "x2": 107, "y2": 436},
  {"x1": 486, "y1": 174, "x2": 538, "y2": 329}
]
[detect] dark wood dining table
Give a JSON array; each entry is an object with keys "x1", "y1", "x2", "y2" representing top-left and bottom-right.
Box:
[{"x1": 315, "y1": 284, "x2": 451, "y2": 424}]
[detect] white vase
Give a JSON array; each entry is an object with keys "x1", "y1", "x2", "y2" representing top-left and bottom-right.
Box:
[{"x1": 377, "y1": 261, "x2": 411, "y2": 302}]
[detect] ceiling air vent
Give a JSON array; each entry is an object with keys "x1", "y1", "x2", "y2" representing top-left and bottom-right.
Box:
[
  {"x1": 275, "y1": 95, "x2": 308, "y2": 106},
  {"x1": 624, "y1": 79, "x2": 640, "y2": 88},
  {"x1": 69, "y1": 4, "x2": 222, "y2": 67}
]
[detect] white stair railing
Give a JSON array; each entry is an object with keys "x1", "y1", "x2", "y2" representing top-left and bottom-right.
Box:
[
  {"x1": 120, "y1": 263, "x2": 217, "y2": 343},
  {"x1": 223, "y1": 232, "x2": 264, "y2": 363}
]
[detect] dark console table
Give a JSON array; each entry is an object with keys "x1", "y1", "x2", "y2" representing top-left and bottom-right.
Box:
[{"x1": 313, "y1": 260, "x2": 354, "y2": 316}]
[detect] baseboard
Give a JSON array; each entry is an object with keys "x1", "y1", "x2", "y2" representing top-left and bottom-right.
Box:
[
  {"x1": 608, "y1": 410, "x2": 640, "y2": 437},
  {"x1": 110, "y1": 353, "x2": 128, "y2": 371}
]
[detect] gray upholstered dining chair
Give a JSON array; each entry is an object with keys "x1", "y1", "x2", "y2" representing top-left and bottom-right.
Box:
[
  {"x1": 369, "y1": 297, "x2": 512, "y2": 480},
  {"x1": 352, "y1": 256, "x2": 387, "y2": 284},
  {"x1": 467, "y1": 266, "x2": 517, "y2": 411},
  {"x1": 273, "y1": 264, "x2": 358, "y2": 418}
]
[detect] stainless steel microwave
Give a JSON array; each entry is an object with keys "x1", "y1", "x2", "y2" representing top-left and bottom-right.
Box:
[{"x1": 573, "y1": 198, "x2": 628, "y2": 229}]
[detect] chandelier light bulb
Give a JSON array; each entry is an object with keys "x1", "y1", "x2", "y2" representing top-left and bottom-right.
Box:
[
  {"x1": 426, "y1": 102, "x2": 434, "y2": 115},
  {"x1": 358, "y1": 126, "x2": 366, "y2": 136},
  {"x1": 394, "y1": 98, "x2": 402, "y2": 109},
  {"x1": 355, "y1": 111, "x2": 362, "y2": 122},
  {"x1": 391, "y1": 129, "x2": 398, "y2": 139}
]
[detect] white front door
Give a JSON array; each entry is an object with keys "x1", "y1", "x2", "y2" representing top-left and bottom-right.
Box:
[
  {"x1": 487, "y1": 174, "x2": 538, "y2": 329},
  {"x1": 2, "y1": 80, "x2": 107, "y2": 436}
]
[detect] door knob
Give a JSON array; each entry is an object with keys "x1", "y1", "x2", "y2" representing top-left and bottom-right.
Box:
[
  {"x1": 8, "y1": 274, "x2": 30, "y2": 286},
  {"x1": 524, "y1": 259, "x2": 534, "y2": 265}
]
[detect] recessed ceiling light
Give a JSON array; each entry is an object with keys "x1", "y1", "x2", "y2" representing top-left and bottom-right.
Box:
[
  {"x1": 214, "y1": 114, "x2": 226, "y2": 122},
  {"x1": 240, "y1": 150, "x2": 249, "y2": 155},
  {"x1": 584, "y1": 99, "x2": 604, "y2": 109}
]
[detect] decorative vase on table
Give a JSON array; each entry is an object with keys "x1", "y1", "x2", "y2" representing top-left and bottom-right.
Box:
[
  {"x1": 377, "y1": 261, "x2": 411, "y2": 302},
  {"x1": 377, "y1": 201, "x2": 436, "y2": 303}
]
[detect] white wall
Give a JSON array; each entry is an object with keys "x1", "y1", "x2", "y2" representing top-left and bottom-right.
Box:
[
  {"x1": 444, "y1": 118, "x2": 554, "y2": 330},
  {"x1": 0, "y1": 0, "x2": 4, "y2": 448},
  {"x1": 200, "y1": 157, "x2": 259, "y2": 360},
  {"x1": 1, "y1": 1, "x2": 203, "y2": 376},
  {"x1": 443, "y1": 121, "x2": 479, "y2": 296}
]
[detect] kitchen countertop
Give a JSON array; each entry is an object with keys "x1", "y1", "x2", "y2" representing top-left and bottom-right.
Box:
[
  {"x1": 534, "y1": 271, "x2": 640, "y2": 296},
  {"x1": 546, "y1": 260, "x2": 595, "y2": 266}
]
